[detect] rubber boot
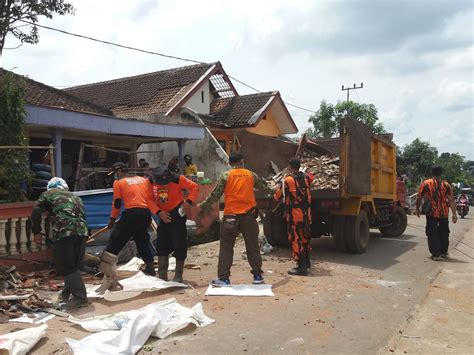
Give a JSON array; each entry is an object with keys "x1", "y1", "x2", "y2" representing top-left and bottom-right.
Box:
[
  {"x1": 62, "y1": 271, "x2": 90, "y2": 310},
  {"x1": 96, "y1": 252, "x2": 122, "y2": 293},
  {"x1": 172, "y1": 259, "x2": 185, "y2": 283},
  {"x1": 143, "y1": 261, "x2": 156, "y2": 276},
  {"x1": 288, "y1": 259, "x2": 308, "y2": 276},
  {"x1": 157, "y1": 256, "x2": 169, "y2": 281}
]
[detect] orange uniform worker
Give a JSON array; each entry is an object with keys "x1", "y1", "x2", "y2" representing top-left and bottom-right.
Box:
[
  {"x1": 151, "y1": 165, "x2": 198, "y2": 283},
  {"x1": 98, "y1": 162, "x2": 160, "y2": 293},
  {"x1": 274, "y1": 158, "x2": 313, "y2": 276},
  {"x1": 199, "y1": 151, "x2": 270, "y2": 286}
]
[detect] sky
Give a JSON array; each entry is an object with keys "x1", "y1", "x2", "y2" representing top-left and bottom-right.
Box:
[{"x1": 1, "y1": 0, "x2": 473, "y2": 159}]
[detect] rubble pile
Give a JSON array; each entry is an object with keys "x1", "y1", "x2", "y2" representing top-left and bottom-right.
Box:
[
  {"x1": 267, "y1": 155, "x2": 340, "y2": 190},
  {"x1": 301, "y1": 155, "x2": 340, "y2": 190},
  {"x1": 0, "y1": 265, "x2": 54, "y2": 322}
]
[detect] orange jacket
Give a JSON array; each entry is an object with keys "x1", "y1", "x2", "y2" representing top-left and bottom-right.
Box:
[
  {"x1": 110, "y1": 176, "x2": 159, "y2": 219},
  {"x1": 274, "y1": 172, "x2": 312, "y2": 222},
  {"x1": 153, "y1": 174, "x2": 198, "y2": 212},
  {"x1": 224, "y1": 168, "x2": 256, "y2": 215}
]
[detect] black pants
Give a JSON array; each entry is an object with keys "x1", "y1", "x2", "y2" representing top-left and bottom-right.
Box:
[
  {"x1": 106, "y1": 208, "x2": 154, "y2": 263},
  {"x1": 425, "y1": 216, "x2": 450, "y2": 257},
  {"x1": 156, "y1": 206, "x2": 187, "y2": 260},
  {"x1": 54, "y1": 235, "x2": 87, "y2": 276}
]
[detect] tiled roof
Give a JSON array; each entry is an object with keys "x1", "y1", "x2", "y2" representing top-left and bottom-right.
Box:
[
  {"x1": 65, "y1": 63, "x2": 215, "y2": 118},
  {"x1": 0, "y1": 69, "x2": 113, "y2": 116},
  {"x1": 201, "y1": 92, "x2": 275, "y2": 128}
]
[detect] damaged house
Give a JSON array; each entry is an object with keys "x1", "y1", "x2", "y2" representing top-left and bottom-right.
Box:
[{"x1": 66, "y1": 62, "x2": 299, "y2": 179}]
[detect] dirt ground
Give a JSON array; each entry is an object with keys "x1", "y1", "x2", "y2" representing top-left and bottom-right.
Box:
[{"x1": 0, "y1": 215, "x2": 472, "y2": 354}]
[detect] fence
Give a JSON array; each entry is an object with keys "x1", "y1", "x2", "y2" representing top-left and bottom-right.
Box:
[{"x1": 0, "y1": 203, "x2": 49, "y2": 256}]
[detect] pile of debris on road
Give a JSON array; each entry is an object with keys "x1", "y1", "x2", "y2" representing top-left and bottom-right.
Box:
[
  {"x1": 0, "y1": 265, "x2": 55, "y2": 322},
  {"x1": 268, "y1": 155, "x2": 340, "y2": 190}
]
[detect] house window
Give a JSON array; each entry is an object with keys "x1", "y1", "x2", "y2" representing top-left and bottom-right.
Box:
[{"x1": 201, "y1": 91, "x2": 204, "y2": 103}]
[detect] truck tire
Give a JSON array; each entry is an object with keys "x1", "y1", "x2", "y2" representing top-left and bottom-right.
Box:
[
  {"x1": 332, "y1": 216, "x2": 348, "y2": 252},
  {"x1": 345, "y1": 210, "x2": 370, "y2": 254},
  {"x1": 379, "y1": 206, "x2": 407, "y2": 238},
  {"x1": 263, "y1": 212, "x2": 289, "y2": 247}
]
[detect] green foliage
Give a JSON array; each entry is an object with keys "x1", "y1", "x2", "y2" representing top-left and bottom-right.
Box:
[
  {"x1": 306, "y1": 100, "x2": 386, "y2": 139},
  {"x1": 397, "y1": 138, "x2": 438, "y2": 184},
  {"x1": 397, "y1": 138, "x2": 474, "y2": 187},
  {"x1": 0, "y1": 73, "x2": 31, "y2": 202},
  {"x1": 0, "y1": 0, "x2": 75, "y2": 54}
]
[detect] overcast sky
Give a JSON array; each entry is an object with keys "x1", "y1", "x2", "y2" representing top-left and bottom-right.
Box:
[{"x1": 2, "y1": 0, "x2": 473, "y2": 159}]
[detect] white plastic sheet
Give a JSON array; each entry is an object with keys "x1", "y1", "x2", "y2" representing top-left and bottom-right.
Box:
[
  {"x1": 9, "y1": 312, "x2": 55, "y2": 324},
  {"x1": 66, "y1": 298, "x2": 214, "y2": 354},
  {"x1": 86, "y1": 271, "x2": 187, "y2": 301},
  {"x1": 117, "y1": 257, "x2": 176, "y2": 271},
  {"x1": 205, "y1": 284, "x2": 274, "y2": 297},
  {"x1": 0, "y1": 324, "x2": 47, "y2": 355}
]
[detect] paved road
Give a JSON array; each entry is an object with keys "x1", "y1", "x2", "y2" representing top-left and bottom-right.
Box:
[
  {"x1": 152, "y1": 215, "x2": 473, "y2": 354},
  {"x1": 3, "y1": 215, "x2": 471, "y2": 354}
]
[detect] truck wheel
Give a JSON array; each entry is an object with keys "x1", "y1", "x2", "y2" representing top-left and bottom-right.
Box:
[
  {"x1": 379, "y1": 206, "x2": 407, "y2": 238},
  {"x1": 332, "y1": 216, "x2": 348, "y2": 252},
  {"x1": 346, "y1": 210, "x2": 370, "y2": 254},
  {"x1": 263, "y1": 212, "x2": 289, "y2": 247}
]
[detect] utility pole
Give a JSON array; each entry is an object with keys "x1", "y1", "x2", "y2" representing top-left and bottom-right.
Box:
[{"x1": 342, "y1": 83, "x2": 363, "y2": 102}]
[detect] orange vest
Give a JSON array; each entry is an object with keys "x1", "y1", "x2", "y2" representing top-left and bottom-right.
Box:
[{"x1": 224, "y1": 168, "x2": 256, "y2": 215}]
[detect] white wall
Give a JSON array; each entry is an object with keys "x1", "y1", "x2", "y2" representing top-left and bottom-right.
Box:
[
  {"x1": 183, "y1": 80, "x2": 211, "y2": 114},
  {"x1": 138, "y1": 109, "x2": 229, "y2": 180}
]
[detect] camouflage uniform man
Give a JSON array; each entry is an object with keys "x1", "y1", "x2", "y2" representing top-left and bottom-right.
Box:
[
  {"x1": 31, "y1": 177, "x2": 89, "y2": 310},
  {"x1": 199, "y1": 151, "x2": 271, "y2": 286}
]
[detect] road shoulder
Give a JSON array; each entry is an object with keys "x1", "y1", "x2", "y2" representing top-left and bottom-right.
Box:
[{"x1": 380, "y1": 223, "x2": 474, "y2": 354}]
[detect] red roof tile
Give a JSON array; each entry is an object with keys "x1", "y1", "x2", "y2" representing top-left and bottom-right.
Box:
[
  {"x1": 65, "y1": 63, "x2": 215, "y2": 117},
  {"x1": 201, "y1": 92, "x2": 276, "y2": 128},
  {"x1": 0, "y1": 69, "x2": 113, "y2": 116}
]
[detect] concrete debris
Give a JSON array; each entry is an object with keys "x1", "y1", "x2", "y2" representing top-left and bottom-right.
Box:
[{"x1": 0, "y1": 265, "x2": 55, "y2": 322}]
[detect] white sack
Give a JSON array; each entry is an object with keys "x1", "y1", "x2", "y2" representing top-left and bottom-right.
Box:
[
  {"x1": 205, "y1": 284, "x2": 274, "y2": 297},
  {"x1": 66, "y1": 298, "x2": 214, "y2": 354},
  {"x1": 86, "y1": 271, "x2": 187, "y2": 301},
  {"x1": 117, "y1": 257, "x2": 176, "y2": 272},
  {"x1": 0, "y1": 324, "x2": 47, "y2": 355}
]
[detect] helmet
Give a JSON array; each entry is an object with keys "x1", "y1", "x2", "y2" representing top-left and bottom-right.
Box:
[{"x1": 184, "y1": 155, "x2": 192, "y2": 164}]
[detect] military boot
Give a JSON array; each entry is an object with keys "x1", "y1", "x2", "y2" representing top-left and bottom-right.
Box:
[
  {"x1": 157, "y1": 256, "x2": 169, "y2": 281},
  {"x1": 288, "y1": 259, "x2": 308, "y2": 276},
  {"x1": 62, "y1": 271, "x2": 90, "y2": 310},
  {"x1": 172, "y1": 259, "x2": 185, "y2": 283}
]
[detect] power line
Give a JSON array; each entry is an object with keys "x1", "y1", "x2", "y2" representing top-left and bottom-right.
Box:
[
  {"x1": 342, "y1": 82, "x2": 363, "y2": 102},
  {"x1": 19, "y1": 20, "x2": 317, "y2": 114}
]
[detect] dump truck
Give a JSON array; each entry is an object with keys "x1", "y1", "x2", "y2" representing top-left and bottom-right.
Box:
[{"x1": 257, "y1": 117, "x2": 407, "y2": 253}]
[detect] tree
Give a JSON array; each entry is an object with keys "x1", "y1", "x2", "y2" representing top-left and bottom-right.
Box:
[
  {"x1": 0, "y1": 0, "x2": 74, "y2": 56},
  {"x1": 306, "y1": 100, "x2": 386, "y2": 139},
  {"x1": 398, "y1": 138, "x2": 438, "y2": 185},
  {"x1": 436, "y1": 152, "x2": 464, "y2": 183},
  {"x1": 0, "y1": 72, "x2": 31, "y2": 202}
]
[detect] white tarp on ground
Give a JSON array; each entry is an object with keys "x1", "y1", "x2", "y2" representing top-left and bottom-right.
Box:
[
  {"x1": 66, "y1": 298, "x2": 214, "y2": 354},
  {"x1": 9, "y1": 312, "x2": 55, "y2": 324},
  {"x1": 117, "y1": 257, "x2": 176, "y2": 271},
  {"x1": 86, "y1": 272, "x2": 187, "y2": 301},
  {"x1": 205, "y1": 284, "x2": 274, "y2": 297},
  {"x1": 0, "y1": 324, "x2": 47, "y2": 355}
]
